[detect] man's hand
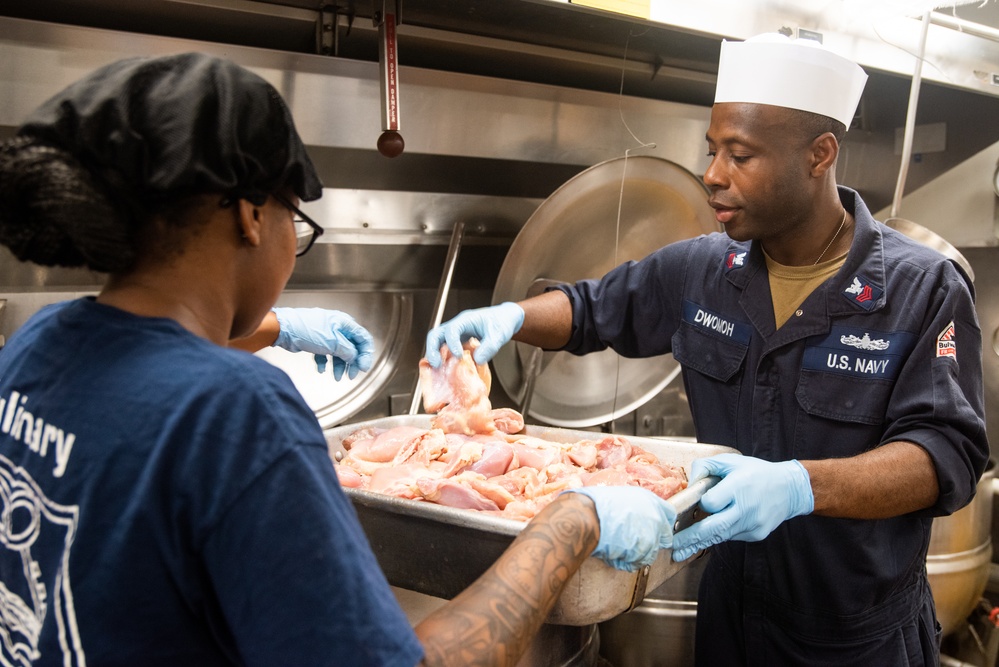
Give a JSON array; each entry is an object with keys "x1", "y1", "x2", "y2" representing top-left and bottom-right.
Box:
[
  {"x1": 672, "y1": 454, "x2": 813, "y2": 561},
  {"x1": 424, "y1": 302, "x2": 524, "y2": 368}
]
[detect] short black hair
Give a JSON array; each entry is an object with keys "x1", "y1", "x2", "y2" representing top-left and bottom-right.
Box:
[{"x1": 780, "y1": 107, "x2": 847, "y2": 144}]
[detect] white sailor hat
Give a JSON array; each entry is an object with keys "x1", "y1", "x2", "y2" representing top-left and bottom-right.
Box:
[{"x1": 714, "y1": 33, "x2": 868, "y2": 128}]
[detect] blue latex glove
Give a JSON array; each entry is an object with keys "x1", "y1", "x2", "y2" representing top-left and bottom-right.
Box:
[
  {"x1": 564, "y1": 486, "x2": 677, "y2": 573},
  {"x1": 272, "y1": 307, "x2": 375, "y2": 381},
  {"x1": 671, "y1": 454, "x2": 813, "y2": 562},
  {"x1": 424, "y1": 302, "x2": 525, "y2": 368}
]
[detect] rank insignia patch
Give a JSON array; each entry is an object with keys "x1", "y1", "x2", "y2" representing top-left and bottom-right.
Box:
[
  {"x1": 725, "y1": 251, "x2": 747, "y2": 270},
  {"x1": 842, "y1": 275, "x2": 883, "y2": 311},
  {"x1": 936, "y1": 321, "x2": 956, "y2": 359}
]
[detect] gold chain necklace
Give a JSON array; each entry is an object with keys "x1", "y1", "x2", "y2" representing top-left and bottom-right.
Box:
[{"x1": 814, "y1": 208, "x2": 848, "y2": 265}]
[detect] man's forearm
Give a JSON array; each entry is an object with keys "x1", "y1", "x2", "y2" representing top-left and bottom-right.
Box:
[
  {"x1": 803, "y1": 440, "x2": 939, "y2": 519},
  {"x1": 513, "y1": 290, "x2": 573, "y2": 351}
]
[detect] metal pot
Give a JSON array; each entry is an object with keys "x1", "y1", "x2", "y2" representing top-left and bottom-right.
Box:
[
  {"x1": 885, "y1": 217, "x2": 975, "y2": 282},
  {"x1": 597, "y1": 552, "x2": 707, "y2": 667},
  {"x1": 927, "y1": 459, "x2": 996, "y2": 637},
  {"x1": 490, "y1": 155, "x2": 719, "y2": 428},
  {"x1": 599, "y1": 599, "x2": 696, "y2": 667}
]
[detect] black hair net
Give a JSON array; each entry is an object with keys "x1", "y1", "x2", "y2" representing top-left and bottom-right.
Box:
[{"x1": 17, "y1": 52, "x2": 323, "y2": 203}]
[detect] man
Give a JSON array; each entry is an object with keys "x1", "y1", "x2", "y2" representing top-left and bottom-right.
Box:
[{"x1": 426, "y1": 34, "x2": 988, "y2": 665}]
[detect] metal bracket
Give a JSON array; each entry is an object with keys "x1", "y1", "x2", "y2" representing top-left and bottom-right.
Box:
[
  {"x1": 625, "y1": 564, "x2": 651, "y2": 613},
  {"x1": 372, "y1": 0, "x2": 402, "y2": 27},
  {"x1": 317, "y1": 5, "x2": 338, "y2": 56}
]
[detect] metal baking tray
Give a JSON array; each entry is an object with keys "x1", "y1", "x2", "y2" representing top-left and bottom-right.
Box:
[{"x1": 324, "y1": 415, "x2": 738, "y2": 625}]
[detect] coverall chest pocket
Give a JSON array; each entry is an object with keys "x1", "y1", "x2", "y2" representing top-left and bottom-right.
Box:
[
  {"x1": 672, "y1": 322, "x2": 749, "y2": 436},
  {"x1": 794, "y1": 370, "x2": 893, "y2": 460},
  {"x1": 672, "y1": 321, "x2": 748, "y2": 382},
  {"x1": 795, "y1": 370, "x2": 892, "y2": 425}
]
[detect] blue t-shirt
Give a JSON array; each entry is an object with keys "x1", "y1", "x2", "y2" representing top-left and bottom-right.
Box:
[{"x1": 0, "y1": 298, "x2": 423, "y2": 666}]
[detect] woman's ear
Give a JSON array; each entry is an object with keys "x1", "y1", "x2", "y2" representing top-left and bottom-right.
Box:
[{"x1": 236, "y1": 198, "x2": 264, "y2": 248}]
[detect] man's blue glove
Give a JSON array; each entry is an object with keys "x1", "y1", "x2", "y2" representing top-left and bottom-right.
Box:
[
  {"x1": 272, "y1": 308, "x2": 375, "y2": 381},
  {"x1": 671, "y1": 454, "x2": 813, "y2": 562},
  {"x1": 564, "y1": 486, "x2": 677, "y2": 572},
  {"x1": 424, "y1": 302, "x2": 525, "y2": 368}
]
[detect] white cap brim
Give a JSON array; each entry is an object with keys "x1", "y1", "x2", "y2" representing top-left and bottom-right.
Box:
[{"x1": 714, "y1": 34, "x2": 868, "y2": 128}]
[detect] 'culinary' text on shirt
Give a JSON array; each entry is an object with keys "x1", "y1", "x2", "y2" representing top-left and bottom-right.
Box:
[{"x1": 0, "y1": 389, "x2": 76, "y2": 477}]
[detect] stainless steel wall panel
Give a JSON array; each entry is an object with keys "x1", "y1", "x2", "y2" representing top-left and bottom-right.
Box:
[{"x1": 0, "y1": 16, "x2": 712, "y2": 177}]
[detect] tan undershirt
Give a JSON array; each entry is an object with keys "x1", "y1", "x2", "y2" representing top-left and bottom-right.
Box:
[{"x1": 765, "y1": 250, "x2": 848, "y2": 329}]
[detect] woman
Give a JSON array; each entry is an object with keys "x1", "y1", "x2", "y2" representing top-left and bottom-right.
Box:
[{"x1": 0, "y1": 52, "x2": 677, "y2": 666}]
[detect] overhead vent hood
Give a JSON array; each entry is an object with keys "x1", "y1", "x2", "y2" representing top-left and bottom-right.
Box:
[{"x1": 3, "y1": 0, "x2": 999, "y2": 213}]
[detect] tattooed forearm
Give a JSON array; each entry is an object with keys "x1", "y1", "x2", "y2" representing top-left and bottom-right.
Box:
[{"x1": 415, "y1": 493, "x2": 600, "y2": 667}]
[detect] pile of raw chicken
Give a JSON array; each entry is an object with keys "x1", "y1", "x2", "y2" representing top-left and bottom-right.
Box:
[{"x1": 333, "y1": 341, "x2": 687, "y2": 521}]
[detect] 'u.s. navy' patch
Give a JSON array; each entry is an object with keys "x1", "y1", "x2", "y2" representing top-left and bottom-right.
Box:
[
  {"x1": 802, "y1": 326, "x2": 917, "y2": 380},
  {"x1": 842, "y1": 275, "x2": 883, "y2": 310}
]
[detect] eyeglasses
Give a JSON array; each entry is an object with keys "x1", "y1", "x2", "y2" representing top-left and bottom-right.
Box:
[{"x1": 272, "y1": 193, "x2": 325, "y2": 257}]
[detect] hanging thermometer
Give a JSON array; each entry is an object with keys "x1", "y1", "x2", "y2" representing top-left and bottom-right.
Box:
[{"x1": 375, "y1": 1, "x2": 404, "y2": 158}]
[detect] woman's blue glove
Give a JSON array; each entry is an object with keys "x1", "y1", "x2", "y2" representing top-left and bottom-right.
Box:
[
  {"x1": 424, "y1": 302, "x2": 525, "y2": 367},
  {"x1": 272, "y1": 307, "x2": 375, "y2": 381},
  {"x1": 564, "y1": 486, "x2": 677, "y2": 572},
  {"x1": 671, "y1": 454, "x2": 813, "y2": 562}
]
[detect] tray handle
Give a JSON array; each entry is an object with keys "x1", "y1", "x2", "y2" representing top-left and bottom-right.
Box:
[
  {"x1": 620, "y1": 476, "x2": 720, "y2": 616},
  {"x1": 671, "y1": 475, "x2": 720, "y2": 532}
]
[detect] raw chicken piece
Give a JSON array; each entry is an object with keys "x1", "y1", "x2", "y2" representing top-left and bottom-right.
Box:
[
  {"x1": 594, "y1": 435, "x2": 633, "y2": 469},
  {"x1": 336, "y1": 466, "x2": 365, "y2": 489},
  {"x1": 581, "y1": 468, "x2": 633, "y2": 487},
  {"x1": 416, "y1": 473, "x2": 500, "y2": 511},
  {"x1": 342, "y1": 427, "x2": 382, "y2": 450},
  {"x1": 467, "y1": 477, "x2": 517, "y2": 510},
  {"x1": 507, "y1": 438, "x2": 563, "y2": 470},
  {"x1": 369, "y1": 463, "x2": 432, "y2": 498},
  {"x1": 490, "y1": 467, "x2": 544, "y2": 499},
  {"x1": 440, "y1": 441, "x2": 484, "y2": 477},
  {"x1": 490, "y1": 408, "x2": 525, "y2": 435},
  {"x1": 419, "y1": 340, "x2": 526, "y2": 436},
  {"x1": 419, "y1": 339, "x2": 490, "y2": 413},
  {"x1": 346, "y1": 426, "x2": 427, "y2": 463},
  {"x1": 463, "y1": 439, "x2": 515, "y2": 478}
]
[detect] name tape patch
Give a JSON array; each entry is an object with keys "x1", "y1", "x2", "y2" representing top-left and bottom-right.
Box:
[{"x1": 682, "y1": 300, "x2": 752, "y2": 344}]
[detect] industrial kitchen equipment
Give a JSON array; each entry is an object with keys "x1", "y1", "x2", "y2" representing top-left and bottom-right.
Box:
[{"x1": 491, "y1": 155, "x2": 720, "y2": 428}]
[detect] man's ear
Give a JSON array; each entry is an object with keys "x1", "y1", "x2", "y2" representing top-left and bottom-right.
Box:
[
  {"x1": 236, "y1": 198, "x2": 264, "y2": 248},
  {"x1": 809, "y1": 132, "x2": 840, "y2": 178}
]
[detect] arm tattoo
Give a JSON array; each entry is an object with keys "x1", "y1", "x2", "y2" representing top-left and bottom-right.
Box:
[{"x1": 416, "y1": 494, "x2": 599, "y2": 666}]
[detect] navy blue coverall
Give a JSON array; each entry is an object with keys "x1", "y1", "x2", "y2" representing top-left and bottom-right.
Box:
[{"x1": 558, "y1": 187, "x2": 988, "y2": 666}]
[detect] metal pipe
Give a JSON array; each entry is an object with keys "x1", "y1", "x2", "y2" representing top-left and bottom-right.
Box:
[
  {"x1": 890, "y1": 11, "x2": 932, "y2": 219},
  {"x1": 409, "y1": 221, "x2": 465, "y2": 415},
  {"x1": 930, "y1": 11, "x2": 999, "y2": 43}
]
